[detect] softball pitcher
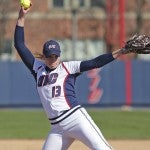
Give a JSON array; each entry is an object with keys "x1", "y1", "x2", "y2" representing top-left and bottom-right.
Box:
[{"x1": 14, "y1": 6, "x2": 126, "y2": 150}]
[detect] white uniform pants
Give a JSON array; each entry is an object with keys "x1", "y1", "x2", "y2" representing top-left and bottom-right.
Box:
[{"x1": 42, "y1": 108, "x2": 113, "y2": 150}]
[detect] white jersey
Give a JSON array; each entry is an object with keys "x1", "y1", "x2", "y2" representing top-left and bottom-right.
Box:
[{"x1": 33, "y1": 59, "x2": 81, "y2": 119}]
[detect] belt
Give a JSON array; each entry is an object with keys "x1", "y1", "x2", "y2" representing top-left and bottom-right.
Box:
[{"x1": 49, "y1": 105, "x2": 82, "y2": 125}]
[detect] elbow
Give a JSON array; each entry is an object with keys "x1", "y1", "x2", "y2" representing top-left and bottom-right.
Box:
[
  {"x1": 14, "y1": 39, "x2": 24, "y2": 52},
  {"x1": 14, "y1": 42, "x2": 20, "y2": 51},
  {"x1": 14, "y1": 38, "x2": 19, "y2": 49},
  {"x1": 14, "y1": 42, "x2": 17, "y2": 49}
]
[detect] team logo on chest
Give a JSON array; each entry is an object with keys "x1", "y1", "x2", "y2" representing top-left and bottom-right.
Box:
[
  {"x1": 38, "y1": 73, "x2": 58, "y2": 87},
  {"x1": 38, "y1": 73, "x2": 62, "y2": 98}
]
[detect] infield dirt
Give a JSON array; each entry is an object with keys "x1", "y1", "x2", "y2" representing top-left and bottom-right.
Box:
[{"x1": 0, "y1": 139, "x2": 150, "y2": 150}]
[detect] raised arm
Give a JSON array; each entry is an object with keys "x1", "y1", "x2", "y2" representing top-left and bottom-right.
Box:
[
  {"x1": 14, "y1": 7, "x2": 35, "y2": 72},
  {"x1": 80, "y1": 49, "x2": 123, "y2": 72}
]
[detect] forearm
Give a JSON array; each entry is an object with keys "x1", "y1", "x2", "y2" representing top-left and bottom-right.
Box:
[
  {"x1": 17, "y1": 8, "x2": 26, "y2": 27},
  {"x1": 17, "y1": 16, "x2": 25, "y2": 27}
]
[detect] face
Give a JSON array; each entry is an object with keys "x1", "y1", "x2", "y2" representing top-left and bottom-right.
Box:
[{"x1": 44, "y1": 54, "x2": 60, "y2": 69}]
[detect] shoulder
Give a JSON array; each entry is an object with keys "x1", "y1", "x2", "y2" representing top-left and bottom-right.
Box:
[
  {"x1": 62, "y1": 61, "x2": 81, "y2": 67},
  {"x1": 61, "y1": 61, "x2": 81, "y2": 74},
  {"x1": 33, "y1": 59, "x2": 46, "y2": 73}
]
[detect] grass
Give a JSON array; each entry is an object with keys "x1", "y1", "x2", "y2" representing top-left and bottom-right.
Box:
[
  {"x1": 0, "y1": 108, "x2": 150, "y2": 139},
  {"x1": 0, "y1": 109, "x2": 49, "y2": 139},
  {"x1": 88, "y1": 109, "x2": 150, "y2": 139}
]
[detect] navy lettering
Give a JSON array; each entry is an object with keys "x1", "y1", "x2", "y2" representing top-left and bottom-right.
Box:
[{"x1": 38, "y1": 73, "x2": 59, "y2": 87}]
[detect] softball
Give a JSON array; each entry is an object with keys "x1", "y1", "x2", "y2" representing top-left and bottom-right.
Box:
[{"x1": 20, "y1": 0, "x2": 31, "y2": 9}]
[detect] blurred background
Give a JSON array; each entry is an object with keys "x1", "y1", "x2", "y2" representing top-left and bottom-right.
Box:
[{"x1": 0, "y1": 0, "x2": 150, "y2": 108}]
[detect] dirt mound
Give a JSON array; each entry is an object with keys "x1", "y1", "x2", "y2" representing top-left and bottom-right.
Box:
[{"x1": 0, "y1": 139, "x2": 150, "y2": 150}]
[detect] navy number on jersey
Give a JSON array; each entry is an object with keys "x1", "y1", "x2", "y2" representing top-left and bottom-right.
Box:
[{"x1": 52, "y1": 86, "x2": 61, "y2": 97}]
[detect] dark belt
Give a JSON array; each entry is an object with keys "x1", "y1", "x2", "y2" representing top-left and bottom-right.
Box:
[{"x1": 49, "y1": 106, "x2": 82, "y2": 125}]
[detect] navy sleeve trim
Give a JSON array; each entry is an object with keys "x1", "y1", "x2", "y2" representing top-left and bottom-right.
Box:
[{"x1": 80, "y1": 53, "x2": 115, "y2": 72}]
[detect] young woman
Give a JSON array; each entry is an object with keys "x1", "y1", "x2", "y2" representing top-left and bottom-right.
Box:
[{"x1": 14, "y1": 6, "x2": 125, "y2": 150}]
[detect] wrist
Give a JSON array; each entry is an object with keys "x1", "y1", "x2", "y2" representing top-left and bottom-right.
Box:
[
  {"x1": 17, "y1": 17, "x2": 25, "y2": 27},
  {"x1": 112, "y1": 49, "x2": 122, "y2": 59}
]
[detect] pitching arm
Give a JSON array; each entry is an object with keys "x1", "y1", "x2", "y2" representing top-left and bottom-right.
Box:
[
  {"x1": 14, "y1": 7, "x2": 35, "y2": 74},
  {"x1": 14, "y1": 25, "x2": 35, "y2": 72}
]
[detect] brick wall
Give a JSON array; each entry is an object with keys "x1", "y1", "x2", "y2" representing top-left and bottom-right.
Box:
[{"x1": 2, "y1": 0, "x2": 150, "y2": 59}]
